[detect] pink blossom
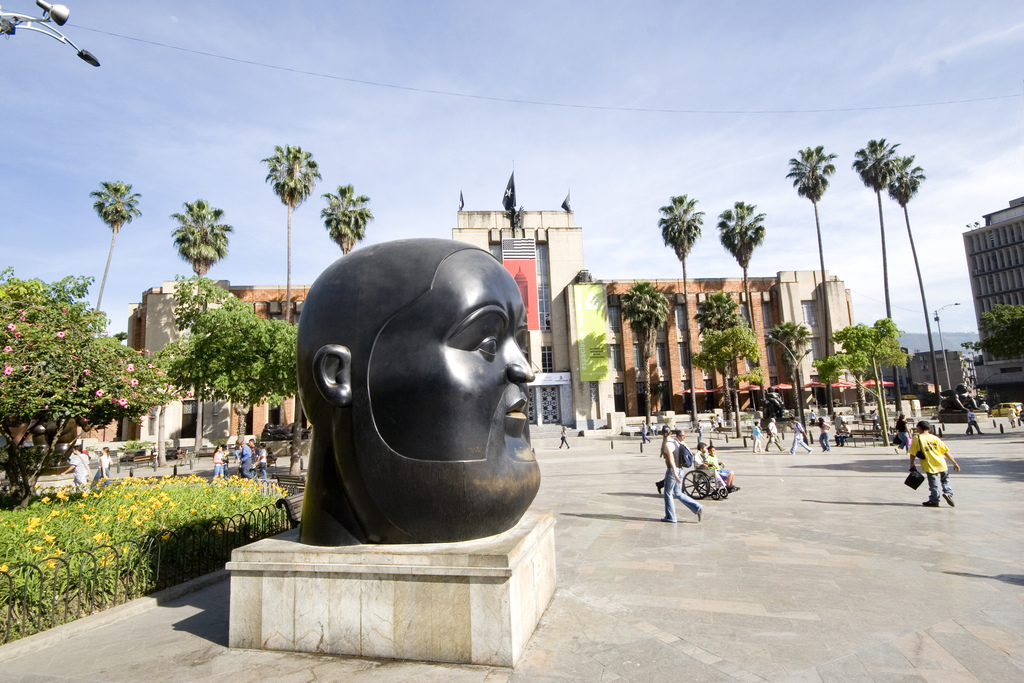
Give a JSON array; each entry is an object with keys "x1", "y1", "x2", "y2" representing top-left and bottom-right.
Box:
[
  {"x1": 6, "y1": 323, "x2": 15, "y2": 331},
  {"x1": 130, "y1": 378, "x2": 139, "y2": 386},
  {"x1": 14, "y1": 333, "x2": 20, "y2": 338},
  {"x1": 95, "y1": 389, "x2": 104, "y2": 397},
  {"x1": 83, "y1": 369, "x2": 91, "y2": 375},
  {"x1": 3, "y1": 346, "x2": 10, "y2": 353},
  {"x1": 147, "y1": 363, "x2": 154, "y2": 368},
  {"x1": 2, "y1": 366, "x2": 11, "y2": 375},
  {"x1": 118, "y1": 398, "x2": 128, "y2": 407},
  {"x1": 126, "y1": 363, "x2": 135, "y2": 372},
  {"x1": 56, "y1": 331, "x2": 65, "y2": 338}
]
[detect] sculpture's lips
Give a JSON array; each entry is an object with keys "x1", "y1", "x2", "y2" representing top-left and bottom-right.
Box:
[{"x1": 504, "y1": 396, "x2": 528, "y2": 438}]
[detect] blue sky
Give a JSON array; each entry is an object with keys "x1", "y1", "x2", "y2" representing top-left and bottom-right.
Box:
[{"x1": 2, "y1": 1, "x2": 1022, "y2": 339}]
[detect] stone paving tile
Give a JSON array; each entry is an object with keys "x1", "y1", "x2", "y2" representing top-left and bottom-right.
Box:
[{"x1": 3, "y1": 432, "x2": 1024, "y2": 681}]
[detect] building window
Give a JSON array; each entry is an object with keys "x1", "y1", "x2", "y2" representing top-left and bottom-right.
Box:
[
  {"x1": 633, "y1": 342, "x2": 641, "y2": 369},
  {"x1": 537, "y1": 243, "x2": 552, "y2": 331},
  {"x1": 608, "y1": 304, "x2": 621, "y2": 333},
  {"x1": 677, "y1": 342, "x2": 689, "y2": 373},
  {"x1": 811, "y1": 338, "x2": 822, "y2": 361},
  {"x1": 181, "y1": 400, "x2": 197, "y2": 439},
  {"x1": 541, "y1": 345, "x2": 554, "y2": 373},
  {"x1": 801, "y1": 301, "x2": 818, "y2": 328},
  {"x1": 610, "y1": 344, "x2": 623, "y2": 371},
  {"x1": 656, "y1": 342, "x2": 667, "y2": 371},
  {"x1": 675, "y1": 304, "x2": 687, "y2": 332},
  {"x1": 761, "y1": 301, "x2": 772, "y2": 328}
]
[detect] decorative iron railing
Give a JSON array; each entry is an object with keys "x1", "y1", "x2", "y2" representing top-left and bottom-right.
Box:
[{"x1": 0, "y1": 503, "x2": 287, "y2": 645}]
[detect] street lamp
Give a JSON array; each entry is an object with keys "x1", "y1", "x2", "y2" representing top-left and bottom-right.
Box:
[
  {"x1": 934, "y1": 303, "x2": 959, "y2": 392},
  {"x1": 765, "y1": 334, "x2": 809, "y2": 428},
  {"x1": 0, "y1": 1, "x2": 99, "y2": 66}
]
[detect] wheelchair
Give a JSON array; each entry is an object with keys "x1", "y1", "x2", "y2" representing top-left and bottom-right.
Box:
[{"x1": 682, "y1": 467, "x2": 729, "y2": 500}]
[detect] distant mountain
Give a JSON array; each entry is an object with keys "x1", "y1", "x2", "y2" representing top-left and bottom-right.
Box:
[{"x1": 899, "y1": 332, "x2": 978, "y2": 353}]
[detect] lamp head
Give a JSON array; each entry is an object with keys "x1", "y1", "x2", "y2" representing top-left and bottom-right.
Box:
[
  {"x1": 77, "y1": 49, "x2": 100, "y2": 66},
  {"x1": 36, "y1": 1, "x2": 70, "y2": 26}
]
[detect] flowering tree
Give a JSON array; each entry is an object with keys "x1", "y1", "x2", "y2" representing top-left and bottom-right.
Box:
[{"x1": 0, "y1": 270, "x2": 167, "y2": 506}]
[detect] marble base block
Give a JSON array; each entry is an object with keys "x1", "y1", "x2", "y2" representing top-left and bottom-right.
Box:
[{"x1": 226, "y1": 512, "x2": 555, "y2": 667}]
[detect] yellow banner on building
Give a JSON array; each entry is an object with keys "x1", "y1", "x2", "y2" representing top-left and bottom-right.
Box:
[{"x1": 572, "y1": 284, "x2": 609, "y2": 382}]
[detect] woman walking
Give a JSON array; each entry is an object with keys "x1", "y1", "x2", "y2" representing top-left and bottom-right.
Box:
[{"x1": 212, "y1": 445, "x2": 226, "y2": 479}]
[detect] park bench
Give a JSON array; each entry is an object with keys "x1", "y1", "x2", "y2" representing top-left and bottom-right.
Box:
[{"x1": 274, "y1": 474, "x2": 306, "y2": 529}]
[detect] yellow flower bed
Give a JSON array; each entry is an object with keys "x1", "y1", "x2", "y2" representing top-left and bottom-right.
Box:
[{"x1": 0, "y1": 475, "x2": 284, "y2": 566}]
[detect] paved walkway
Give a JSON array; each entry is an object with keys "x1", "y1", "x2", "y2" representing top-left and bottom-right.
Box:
[{"x1": 4, "y1": 426, "x2": 1023, "y2": 682}]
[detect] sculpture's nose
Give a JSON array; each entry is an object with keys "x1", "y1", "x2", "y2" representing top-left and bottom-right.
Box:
[{"x1": 506, "y1": 363, "x2": 535, "y2": 384}]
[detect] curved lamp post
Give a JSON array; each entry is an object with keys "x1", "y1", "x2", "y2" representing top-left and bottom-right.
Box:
[
  {"x1": 0, "y1": 1, "x2": 99, "y2": 66},
  {"x1": 766, "y1": 334, "x2": 808, "y2": 428},
  {"x1": 934, "y1": 302, "x2": 959, "y2": 392}
]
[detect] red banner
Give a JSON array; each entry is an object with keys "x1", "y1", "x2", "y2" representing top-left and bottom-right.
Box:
[{"x1": 502, "y1": 239, "x2": 539, "y2": 331}]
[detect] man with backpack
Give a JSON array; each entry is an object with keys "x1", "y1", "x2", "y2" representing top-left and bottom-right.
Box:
[{"x1": 660, "y1": 429, "x2": 702, "y2": 523}]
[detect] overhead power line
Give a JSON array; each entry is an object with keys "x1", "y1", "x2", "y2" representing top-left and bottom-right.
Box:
[{"x1": 76, "y1": 25, "x2": 1022, "y2": 116}]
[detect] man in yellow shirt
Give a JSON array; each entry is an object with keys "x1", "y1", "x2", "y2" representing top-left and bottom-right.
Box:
[{"x1": 908, "y1": 420, "x2": 960, "y2": 507}]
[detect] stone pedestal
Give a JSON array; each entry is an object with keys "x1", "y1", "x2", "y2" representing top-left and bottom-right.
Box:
[{"x1": 226, "y1": 512, "x2": 555, "y2": 667}]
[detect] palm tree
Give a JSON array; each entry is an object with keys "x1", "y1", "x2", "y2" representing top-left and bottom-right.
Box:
[
  {"x1": 90, "y1": 181, "x2": 142, "y2": 314},
  {"x1": 787, "y1": 146, "x2": 837, "y2": 405},
  {"x1": 171, "y1": 200, "x2": 233, "y2": 277},
  {"x1": 767, "y1": 321, "x2": 811, "y2": 426},
  {"x1": 717, "y1": 201, "x2": 766, "y2": 325},
  {"x1": 889, "y1": 155, "x2": 940, "y2": 392},
  {"x1": 659, "y1": 195, "x2": 703, "y2": 425},
  {"x1": 621, "y1": 282, "x2": 669, "y2": 426},
  {"x1": 853, "y1": 138, "x2": 903, "y2": 411},
  {"x1": 262, "y1": 145, "x2": 322, "y2": 323},
  {"x1": 695, "y1": 292, "x2": 744, "y2": 424},
  {"x1": 321, "y1": 184, "x2": 374, "y2": 254}
]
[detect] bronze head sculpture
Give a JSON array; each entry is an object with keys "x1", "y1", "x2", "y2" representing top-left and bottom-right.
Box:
[{"x1": 297, "y1": 239, "x2": 541, "y2": 545}]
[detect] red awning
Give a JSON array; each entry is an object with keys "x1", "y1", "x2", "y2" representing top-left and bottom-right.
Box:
[
  {"x1": 802, "y1": 382, "x2": 824, "y2": 388},
  {"x1": 682, "y1": 387, "x2": 721, "y2": 394},
  {"x1": 863, "y1": 379, "x2": 894, "y2": 387},
  {"x1": 832, "y1": 380, "x2": 857, "y2": 388},
  {"x1": 773, "y1": 383, "x2": 794, "y2": 390}
]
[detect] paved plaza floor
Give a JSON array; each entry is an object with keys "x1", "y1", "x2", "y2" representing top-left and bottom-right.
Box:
[{"x1": 3, "y1": 425, "x2": 1023, "y2": 682}]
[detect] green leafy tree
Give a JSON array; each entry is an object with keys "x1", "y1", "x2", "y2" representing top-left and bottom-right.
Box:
[
  {"x1": 717, "y1": 201, "x2": 766, "y2": 324},
  {"x1": 659, "y1": 195, "x2": 703, "y2": 425},
  {"x1": 90, "y1": 181, "x2": 142, "y2": 315},
  {"x1": 621, "y1": 282, "x2": 669, "y2": 425},
  {"x1": 171, "y1": 200, "x2": 233, "y2": 277},
  {"x1": 262, "y1": 145, "x2": 321, "y2": 323},
  {"x1": 787, "y1": 146, "x2": 837, "y2": 403},
  {"x1": 767, "y1": 321, "x2": 812, "y2": 425},
  {"x1": 888, "y1": 155, "x2": 943, "y2": 390},
  {"x1": 321, "y1": 184, "x2": 374, "y2": 254},
  {"x1": 965, "y1": 304, "x2": 1024, "y2": 359},
  {"x1": 692, "y1": 324, "x2": 762, "y2": 437},
  {"x1": 162, "y1": 277, "x2": 300, "y2": 472},
  {"x1": 696, "y1": 292, "x2": 743, "y2": 333},
  {"x1": 853, "y1": 139, "x2": 904, "y2": 410},
  {"x1": 831, "y1": 320, "x2": 909, "y2": 445},
  {"x1": 0, "y1": 270, "x2": 166, "y2": 506}
]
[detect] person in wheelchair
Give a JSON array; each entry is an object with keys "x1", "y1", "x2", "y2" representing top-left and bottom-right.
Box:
[{"x1": 703, "y1": 445, "x2": 739, "y2": 493}]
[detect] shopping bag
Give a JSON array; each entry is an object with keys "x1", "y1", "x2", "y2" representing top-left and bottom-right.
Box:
[{"x1": 904, "y1": 469, "x2": 925, "y2": 490}]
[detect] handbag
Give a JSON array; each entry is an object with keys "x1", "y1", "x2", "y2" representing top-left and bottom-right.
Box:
[{"x1": 904, "y1": 468, "x2": 925, "y2": 490}]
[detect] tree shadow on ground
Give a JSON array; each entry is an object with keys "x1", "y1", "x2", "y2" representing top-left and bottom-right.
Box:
[
  {"x1": 801, "y1": 499, "x2": 922, "y2": 508},
  {"x1": 560, "y1": 512, "x2": 660, "y2": 523},
  {"x1": 788, "y1": 454, "x2": 1024, "y2": 484},
  {"x1": 942, "y1": 571, "x2": 1024, "y2": 586}
]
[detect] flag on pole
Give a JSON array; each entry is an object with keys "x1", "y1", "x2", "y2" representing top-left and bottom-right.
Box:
[
  {"x1": 502, "y1": 172, "x2": 516, "y2": 212},
  {"x1": 459, "y1": 190, "x2": 464, "y2": 211},
  {"x1": 561, "y1": 191, "x2": 571, "y2": 212}
]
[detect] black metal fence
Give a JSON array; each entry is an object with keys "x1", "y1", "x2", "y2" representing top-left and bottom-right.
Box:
[{"x1": 0, "y1": 503, "x2": 287, "y2": 645}]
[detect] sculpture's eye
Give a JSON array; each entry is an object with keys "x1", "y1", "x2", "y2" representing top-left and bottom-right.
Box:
[
  {"x1": 448, "y1": 308, "x2": 506, "y2": 362},
  {"x1": 515, "y1": 326, "x2": 528, "y2": 355}
]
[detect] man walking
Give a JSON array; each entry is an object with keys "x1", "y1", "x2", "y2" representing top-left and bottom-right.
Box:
[
  {"x1": 909, "y1": 420, "x2": 960, "y2": 507},
  {"x1": 661, "y1": 429, "x2": 702, "y2": 523},
  {"x1": 766, "y1": 418, "x2": 783, "y2": 451},
  {"x1": 641, "y1": 420, "x2": 651, "y2": 444},
  {"x1": 789, "y1": 420, "x2": 813, "y2": 454},
  {"x1": 965, "y1": 409, "x2": 982, "y2": 435}
]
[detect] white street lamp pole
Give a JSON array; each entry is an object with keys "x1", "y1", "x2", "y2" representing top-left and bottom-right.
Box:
[
  {"x1": 934, "y1": 303, "x2": 959, "y2": 392},
  {"x1": 0, "y1": 1, "x2": 99, "y2": 65}
]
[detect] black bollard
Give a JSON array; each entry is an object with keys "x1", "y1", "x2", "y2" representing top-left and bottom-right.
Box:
[
  {"x1": 610, "y1": 440, "x2": 614, "y2": 449},
  {"x1": 640, "y1": 443, "x2": 643, "y2": 454},
  {"x1": 743, "y1": 437, "x2": 748, "y2": 448},
  {"x1": 129, "y1": 468, "x2": 134, "y2": 478},
  {"x1": 1000, "y1": 424, "x2": 1004, "y2": 434},
  {"x1": 173, "y1": 464, "x2": 178, "y2": 477}
]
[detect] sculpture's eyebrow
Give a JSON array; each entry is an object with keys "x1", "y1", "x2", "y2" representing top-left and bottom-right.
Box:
[{"x1": 446, "y1": 304, "x2": 508, "y2": 341}]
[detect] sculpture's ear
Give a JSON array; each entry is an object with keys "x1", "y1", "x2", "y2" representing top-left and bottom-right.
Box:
[{"x1": 313, "y1": 345, "x2": 353, "y2": 408}]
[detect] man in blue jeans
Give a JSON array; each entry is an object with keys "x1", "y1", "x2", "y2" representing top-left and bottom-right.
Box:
[
  {"x1": 661, "y1": 430, "x2": 703, "y2": 523},
  {"x1": 789, "y1": 420, "x2": 813, "y2": 454}
]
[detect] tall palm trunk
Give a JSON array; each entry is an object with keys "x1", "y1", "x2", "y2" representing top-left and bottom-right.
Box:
[
  {"x1": 96, "y1": 227, "x2": 119, "y2": 312},
  {"x1": 682, "y1": 259, "x2": 698, "y2": 426},
  {"x1": 285, "y1": 204, "x2": 293, "y2": 324},
  {"x1": 812, "y1": 200, "x2": 834, "y2": 411},
  {"x1": 874, "y1": 190, "x2": 903, "y2": 414},
  {"x1": 903, "y1": 205, "x2": 941, "y2": 393}
]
